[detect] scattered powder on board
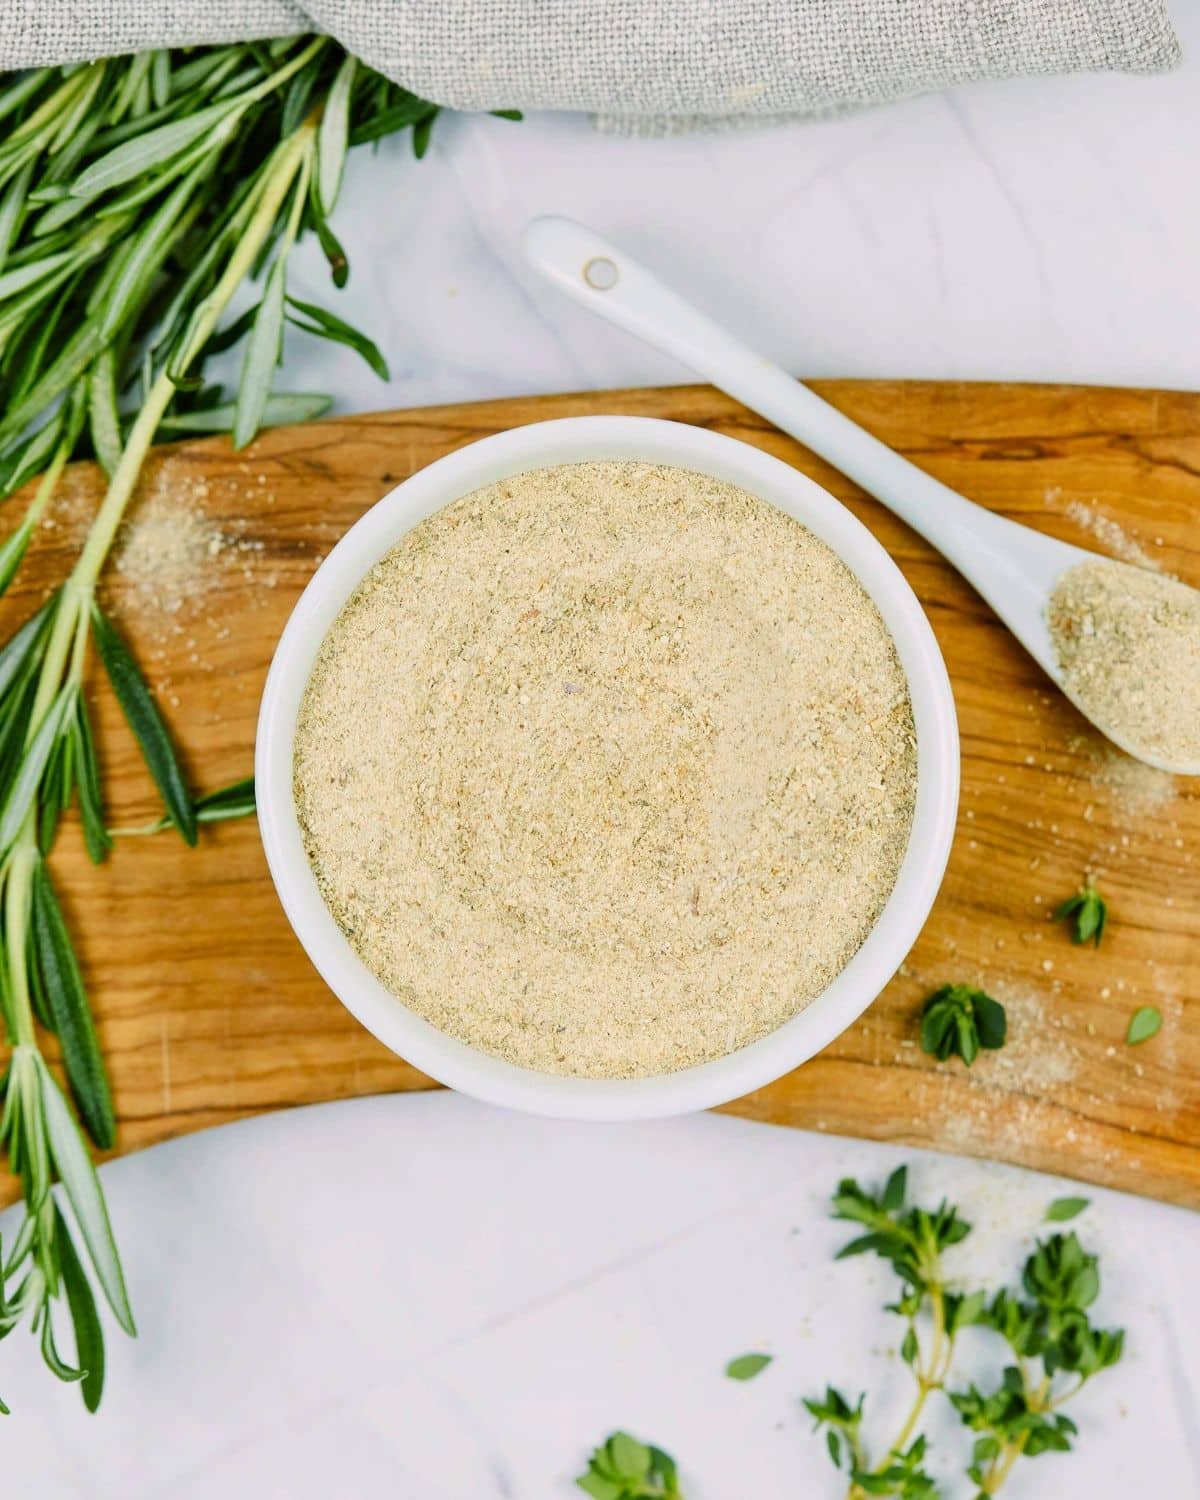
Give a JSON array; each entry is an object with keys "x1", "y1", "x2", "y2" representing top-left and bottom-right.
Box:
[
  {"x1": 1063, "y1": 499, "x2": 1160, "y2": 571},
  {"x1": 108, "y1": 461, "x2": 273, "y2": 645},
  {"x1": 1047, "y1": 559, "x2": 1200, "y2": 770},
  {"x1": 112, "y1": 477, "x2": 228, "y2": 617},
  {"x1": 294, "y1": 460, "x2": 918, "y2": 1079},
  {"x1": 1089, "y1": 746, "x2": 1177, "y2": 814}
]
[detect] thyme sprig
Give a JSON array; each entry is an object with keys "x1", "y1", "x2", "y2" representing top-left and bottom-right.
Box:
[
  {"x1": 1052, "y1": 883, "x2": 1107, "y2": 947},
  {"x1": 0, "y1": 38, "x2": 500, "y2": 1413},
  {"x1": 576, "y1": 1432, "x2": 684, "y2": 1499},
  {"x1": 806, "y1": 1170, "x2": 1124, "y2": 1498},
  {"x1": 805, "y1": 1167, "x2": 982, "y2": 1498},
  {"x1": 919, "y1": 984, "x2": 1007, "y2": 1067},
  {"x1": 952, "y1": 1233, "x2": 1124, "y2": 1495}
]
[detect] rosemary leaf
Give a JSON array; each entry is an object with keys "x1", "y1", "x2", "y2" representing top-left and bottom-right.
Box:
[
  {"x1": 233, "y1": 254, "x2": 288, "y2": 448},
  {"x1": 72, "y1": 699, "x2": 112, "y2": 865},
  {"x1": 39, "y1": 1307, "x2": 85, "y2": 1384},
  {"x1": 0, "y1": 512, "x2": 36, "y2": 597},
  {"x1": 280, "y1": 53, "x2": 322, "y2": 138},
  {"x1": 317, "y1": 55, "x2": 355, "y2": 213},
  {"x1": 29, "y1": 191, "x2": 91, "y2": 237},
  {"x1": 90, "y1": 604, "x2": 197, "y2": 845},
  {"x1": 285, "y1": 294, "x2": 388, "y2": 378},
  {"x1": 195, "y1": 775, "x2": 256, "y2": 821},
  {"x1": 308, "y1": 190, "x2": 349, "y2": 286},
  {"x1": 411, "y1": 108, "x2": 439, "y2": 159},
  {"x1": 32, "y1": 859, "x2": 116, "y2": 1150},
  {"x1": 0, "y1": 244, "x2": 74, "y2": 302},
  {"x1": 0, "y1": 323, "x2": 104, "y2": 446},
  {"x1": 347, "y1": 92, "x2": 434, "y2": 147},
  {"x1": 0, "y1": 416, "x2": 62, "y2": 501},
  {"x1": 87, "y1": 349, "x2": 122, "y2": 478},
  {"x1": 159, "y1": 391, "x2": 331, "y2": 434},
  {"x1": 0, "y1": 683, "x2": 74, "y2": 856},
  {"x1": 54, "y1": 1202, "x2": 106, "y2": 1412},
  {"x1": 36, "y1": 1055, "x2": 135, "y2": 1334},
  {"x1": 150, "y1": 51, "x2": 171, "y2": 112},
  {"x1": 71, "y1": 99, "x2": 243, "y2": 199},
  {"x1": 201, "y1": 301, "x2": 261, "y2": 357},
  {"x1": 0, "y1": 160, "x2": 34, "y2": 275}
]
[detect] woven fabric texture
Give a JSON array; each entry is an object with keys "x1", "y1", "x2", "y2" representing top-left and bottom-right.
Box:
[{"x1": 0, "y1": 1, "x2": 1182, "y2": 129}]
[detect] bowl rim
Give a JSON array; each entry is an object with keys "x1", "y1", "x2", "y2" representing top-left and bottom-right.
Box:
[{"x1": 256, "y1": 415, "x2": 959, "y2": 1120}]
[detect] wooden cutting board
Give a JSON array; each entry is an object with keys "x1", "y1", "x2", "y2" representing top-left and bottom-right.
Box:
[{"x1": 1, "y1": 381, "x2": 1197, "y2": 1210}]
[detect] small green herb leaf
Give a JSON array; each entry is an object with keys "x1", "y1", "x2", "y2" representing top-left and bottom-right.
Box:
[
  {"x1": 881, "y1": 1165, "x2": 907, "y2": 1212},
  {"x1": 576, "y1": 1431, "x2": 681, "y2": 1498},
  {"x1": 725, "y1": 1352, "x2": 772, "y2": 1381},
  {"x1": 91, "y1": 603, "x2": 196, "y2": 845},
  {"x1": 920, "y1": 984, "x2": 1007, "y2": 1066},
  {"x1": 1045, "y1": 1197, "x2": 1090, "y2": 1223},
  {"x1": 1125, "y1": 1006, "x2": 1162, "y2": 1046},
  {"x1": 1053, "y1": 883, "x2": 1107, "y2": 947}
]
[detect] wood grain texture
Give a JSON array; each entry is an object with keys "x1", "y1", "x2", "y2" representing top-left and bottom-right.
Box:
[{"x1": 1, "y1": 381, "x2": 1197, "y2": 1208}]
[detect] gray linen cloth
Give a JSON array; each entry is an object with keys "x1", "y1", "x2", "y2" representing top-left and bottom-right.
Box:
[{"x1": 0, "y1": 2, "x2": 1182, "y2": 132}]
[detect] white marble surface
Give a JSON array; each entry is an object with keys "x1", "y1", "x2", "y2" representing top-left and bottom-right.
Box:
[
  {"x1": 9, "y1": 19, "x2": 1200, "y2": 1492},
  {"x1": 246, "y1": 1, "x2": 1200, "y2": 417},
  {"x1": 2, "y1": 1095, "x2": 1199, "y2": 1497}
]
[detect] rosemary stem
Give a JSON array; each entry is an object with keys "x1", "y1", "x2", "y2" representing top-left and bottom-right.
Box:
[
  {"x1": 3, "y1": 846, "x2": 37, "y2": 1046},
  {"x1": 18, "y1": 434, "x2": 71, "y2": 540}
]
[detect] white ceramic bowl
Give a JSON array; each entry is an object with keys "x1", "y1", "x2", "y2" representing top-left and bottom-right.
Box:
[{"x1": 257, "y1": 416, "x2": 959, "y2": 1120}]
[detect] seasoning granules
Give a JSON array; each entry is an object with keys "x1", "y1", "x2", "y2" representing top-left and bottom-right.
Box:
[
  {"x1": 294, "y1": 461, "x2": 917, "y2": 1078},
  {"x1": 1047, "y1": 559, "x2": 1200, "y2": 770}
]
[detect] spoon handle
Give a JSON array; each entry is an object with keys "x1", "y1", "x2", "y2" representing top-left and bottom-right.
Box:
[{"x1": 523, "y1": 215, "x2": 1080, "y2": 675}]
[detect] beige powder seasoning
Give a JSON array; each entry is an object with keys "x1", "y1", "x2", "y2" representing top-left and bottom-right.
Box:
[
  {"x1": 294, "y1": 461, "x2": 917, "y2": 1078},
  {"x1": 1047, "y1": 559, "x2": 1200, "y2": 770}
]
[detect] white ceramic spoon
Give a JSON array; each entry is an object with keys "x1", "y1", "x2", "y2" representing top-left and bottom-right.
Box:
[{"x1": 523, "y1": 214, "x2": 1197, "y2": 776}]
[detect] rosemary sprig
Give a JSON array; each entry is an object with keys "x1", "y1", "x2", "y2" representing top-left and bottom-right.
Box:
[{"x1": 0, "y1": 38, "x2": 504, "y2": 1413}]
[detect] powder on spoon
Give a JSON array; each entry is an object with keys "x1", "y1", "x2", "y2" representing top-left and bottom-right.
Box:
[
  {"x1": 1047, "y1": 559, "x2": 1200, "y2": 770},
  {"x1": 294, "y1": 460, "x2": 917, "y2": 1079}
]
